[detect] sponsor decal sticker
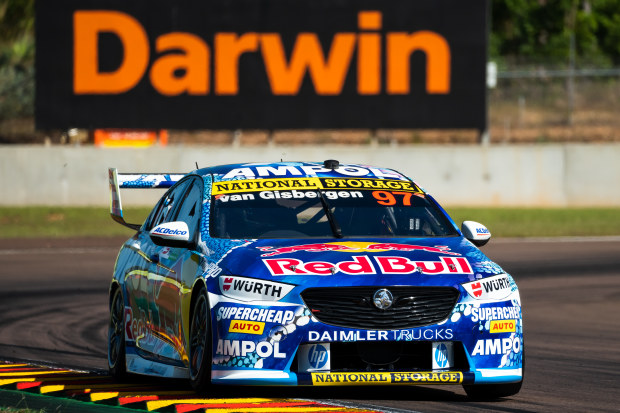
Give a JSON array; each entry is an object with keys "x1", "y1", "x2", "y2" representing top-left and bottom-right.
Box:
[
  {"x1": 471, "y1": 337, "x2": 521, "y2": 356},
  {"x1": 216, "y1": 306, "x2": 295, "y2": 324},
  {"x1": 308, "y1": 328, "x2": 453, "y2": 342},
  {"x1": 219, "y1": 275, "x2": 295, "y2": 301},
  {"x1": 311, "y1": 371, "x2": 463, "y2": 385},
  {"x1": 212, "y1": 177, "x2": 418, "y2": 196},
  {"x1": 216, "y1": 339, "x2": 286, "y2": 358},
  {"x1": 212, "y1": 177, "x2": 321, "y2": 195},
  {"x1": 308, "y1": 344, "x2": 330, "y2": 369},
  {"x1": 258, "y1": 242, "x2": 459, "y2": 257},
  {"x1": 221, "y1": 166, "x2": 407, "y2": 180},
  {"x1": 229, "y1": 320, "x2": 265, "y2": 335},
  {"x1": 432, "y1": 342, "x2": 454, "y2": 369},
  {"x1": 264, "y1": 255, "x2": 472, "y2": 275},
  {"x1": 489, "y1": 319, "x2": 517, "y2": 333},
  {"x1": 152, "y1": 227, "x2": 188, "y2": 236},
  {"x1": 462, "y1": 274, "x2": 512, "y2": 300},
  {"x1": 470, "y1": 306, "x2": 521, "y2": 322},
  {"x1": 321, "y1": 178, "x2": 421, "y2": 193},
  {"x1": 124, "y1": 307, "x2": 146, "y2": 342}
]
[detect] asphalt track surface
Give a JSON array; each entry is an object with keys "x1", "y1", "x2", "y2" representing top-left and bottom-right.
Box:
[{"x1": 1, "y1": 236, "x2": 619, "y2": 412}]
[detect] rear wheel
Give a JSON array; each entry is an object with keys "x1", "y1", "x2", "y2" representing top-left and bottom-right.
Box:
[
  {"x1": 108, "y1": 287, "x2": 126, "y2": 379},
  {"x1": 189, "y1": 287, "x2": 211, "y2": 391}
]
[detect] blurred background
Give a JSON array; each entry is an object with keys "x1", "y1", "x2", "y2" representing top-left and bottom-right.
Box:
[
  {"x1": 0, "y1": 0, "x2": 619, "y2": 238},
  {"x1": 2, "y1": 0, "x2": 620, "y2": 144}
]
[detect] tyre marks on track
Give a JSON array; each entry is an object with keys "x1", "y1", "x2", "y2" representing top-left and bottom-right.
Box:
[{"x1": 0, "y1": 362, "x2": 380, "y2": 412}]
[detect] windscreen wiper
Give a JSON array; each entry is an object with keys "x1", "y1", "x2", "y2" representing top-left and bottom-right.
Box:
[{"x1": 316, "y1": 190, "x2": 343, "y2": 238}]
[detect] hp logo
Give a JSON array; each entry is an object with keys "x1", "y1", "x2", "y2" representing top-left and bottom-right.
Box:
[
  {"x1": 308, "y1": 344, "x2": 329, "y2": 369},
  {"x1": 434, "y1": 343, "x2": 449, "y2": 368}
]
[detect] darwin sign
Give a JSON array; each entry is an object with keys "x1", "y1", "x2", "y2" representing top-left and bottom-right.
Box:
[{"x1": 36, "y1": 0, "x2": 487, "y2": 130}]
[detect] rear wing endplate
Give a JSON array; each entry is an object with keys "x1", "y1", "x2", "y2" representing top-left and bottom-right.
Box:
[{"x1": 108, "y1": 168, "x2": 185, "y2": 230}]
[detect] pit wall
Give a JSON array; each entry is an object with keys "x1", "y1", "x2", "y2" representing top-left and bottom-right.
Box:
[{"x1": 1, "y1": 144, "x2": 618, "y2": 207}]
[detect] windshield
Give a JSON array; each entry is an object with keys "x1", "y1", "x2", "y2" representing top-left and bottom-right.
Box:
[{"x1": 210, "y1": 178, "x2": 458, "y2": 239}]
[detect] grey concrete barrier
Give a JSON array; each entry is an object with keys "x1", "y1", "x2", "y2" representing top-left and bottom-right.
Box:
[{"x1": 1, "y1": 144, "x2": 618, "y2": 207}]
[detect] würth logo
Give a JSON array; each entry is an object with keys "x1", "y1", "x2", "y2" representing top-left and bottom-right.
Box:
[{"x1": 73, "y1": 10, "x2": 450, "y2": 96}]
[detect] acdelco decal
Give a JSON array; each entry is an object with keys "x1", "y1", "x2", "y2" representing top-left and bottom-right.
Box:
[
  {"x1": 73, "y1": 10, "x2": 449, "y2": 97},
  {"x1": 218, "y1": 276, "x2": 295, "y2": 302},
  {"x1": 264, "y1": 255, "x2": 472, "y2": 275},
  {"x1": 462, "y1": 274, "x2": 513, "y2": 300}
]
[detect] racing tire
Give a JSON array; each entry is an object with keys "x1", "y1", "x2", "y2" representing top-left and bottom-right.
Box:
[
  {"x1": 465, "y1": 335, "x2": 525, "y2": 399},
  {"x1": 189, "y1": 287, "x2": 212, "y2": 391},
  {"x1": 108, "y1": 287, "x2": 127, "y2": 379},
  {"x1": 463, "y1": 380, "x2": 522, "y2": 399}
]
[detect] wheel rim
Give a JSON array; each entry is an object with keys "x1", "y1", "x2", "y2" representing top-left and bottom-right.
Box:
[
  {"x1": 190, "y1": 294, "x2": 207, "y2": 380},
  {"x1": 108, "y1": 290, "x2": 124, "y2": 368}
]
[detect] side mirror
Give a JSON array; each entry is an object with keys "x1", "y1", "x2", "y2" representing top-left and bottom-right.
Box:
[
  {"x1": 461, "y1": 221, "x2": 491, "y2": 247},
  {"x1": 150, "y1": 221, "x2": 193, "y2": 248}
]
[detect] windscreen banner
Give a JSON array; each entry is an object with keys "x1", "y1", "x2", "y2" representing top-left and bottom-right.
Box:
[{"x1": 35, "y1": 0, "x2": 487, "y2": 130}]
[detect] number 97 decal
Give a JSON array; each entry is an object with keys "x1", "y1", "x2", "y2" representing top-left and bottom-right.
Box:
[{"x1": 372, "y1": 191, "x2": 422, "y2": 206}]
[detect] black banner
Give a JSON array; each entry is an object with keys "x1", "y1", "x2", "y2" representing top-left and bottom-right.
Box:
[{"x1": 36, "y1": 0, "x2": 487, "y2": 130}]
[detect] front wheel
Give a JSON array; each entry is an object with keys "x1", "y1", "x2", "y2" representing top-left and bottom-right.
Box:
[
  {"x1": 108, "y1": 287, "x2": 126, "y2": 379},
  {"x1": 463, "y1": 381, "x2": 522, "y2": 399},
  {"x1": 189, "y1": 287, "x2": 211, "y2": 391}
]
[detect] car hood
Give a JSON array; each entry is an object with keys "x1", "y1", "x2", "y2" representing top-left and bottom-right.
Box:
[{"x1": 215, "y1": 237, "x2": 506, "y2": 289}]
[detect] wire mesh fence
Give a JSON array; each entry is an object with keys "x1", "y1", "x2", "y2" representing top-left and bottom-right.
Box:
[{"x1": 1, "y1": 64, "x2": 619, "y2": 145}]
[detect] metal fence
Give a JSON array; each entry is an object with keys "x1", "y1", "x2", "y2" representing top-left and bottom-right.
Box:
[{"x1": 1, "y1": 64, "x2": 619, "y2": 145}]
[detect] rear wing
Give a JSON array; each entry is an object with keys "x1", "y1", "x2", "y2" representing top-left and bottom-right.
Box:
[{"x1": 108, "y1": 168, "x2": 185, "y2": 230}]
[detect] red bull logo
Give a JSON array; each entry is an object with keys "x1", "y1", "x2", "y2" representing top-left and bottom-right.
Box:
[
  {"x1": 264, "y1": 255, "x2": 472, "y2": 276},
  {"x1": 258, "y1": 242, "x2": 460, "y2": 257}
]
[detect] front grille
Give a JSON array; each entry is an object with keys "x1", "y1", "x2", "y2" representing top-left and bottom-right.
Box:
[
  {"x1": 301, "y1": 286, "x2": 459, "y2": 330},
  {"x1": 291, "y1": 341, "x2": 469, "y2": 372}
]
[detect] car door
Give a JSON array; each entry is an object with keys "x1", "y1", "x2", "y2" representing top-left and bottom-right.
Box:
[
  {"x1": 132, "y1": 179, "x2": 191, "y2": 357},
  {"x1": 146, "y1": 177, "x2": 204, "y2": 365}
]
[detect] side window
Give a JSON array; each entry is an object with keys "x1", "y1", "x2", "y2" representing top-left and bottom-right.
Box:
[
  {"x1": 173, "y1": 178, "x2": 203, "y2": 235},
  {"x1": 146, "y1": 179, "x2": 191, "y2": 229}
]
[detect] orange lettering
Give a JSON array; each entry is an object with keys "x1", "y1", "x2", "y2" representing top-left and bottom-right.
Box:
[
  {"x1": 150, "y1": 33, "x2": 209, "y2": 96},
  {"x1": 215, "y1": 33, "x2": 259, "y2": 95},
  {"x1": 357, "y1": 11, "x2": 381, "y2": 95},
  {"x1": 73, "y1": 10, "x2": 452, "y2": 98},
  {"x1": 260, "y1": 33, "x2": 355, "y2": 95},
  {"x1": 387, "y1": 31, "x2": 451, "y2": 94},
  {"x1": 74, "y1": 11, "x2": 149, "y2": 94}
]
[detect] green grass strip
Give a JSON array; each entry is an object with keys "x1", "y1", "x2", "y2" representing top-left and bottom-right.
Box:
[
  {"x1": 1, "y1": 206, "x2": 619, "y2": 239},
  {"x1": 446, "y1": 207, "x2": 620, "y2": 237}
]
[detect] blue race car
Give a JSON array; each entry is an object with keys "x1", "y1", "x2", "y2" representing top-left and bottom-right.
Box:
[{"x1": 107, "y1": 160, "x2": 522, "y2": 399}]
